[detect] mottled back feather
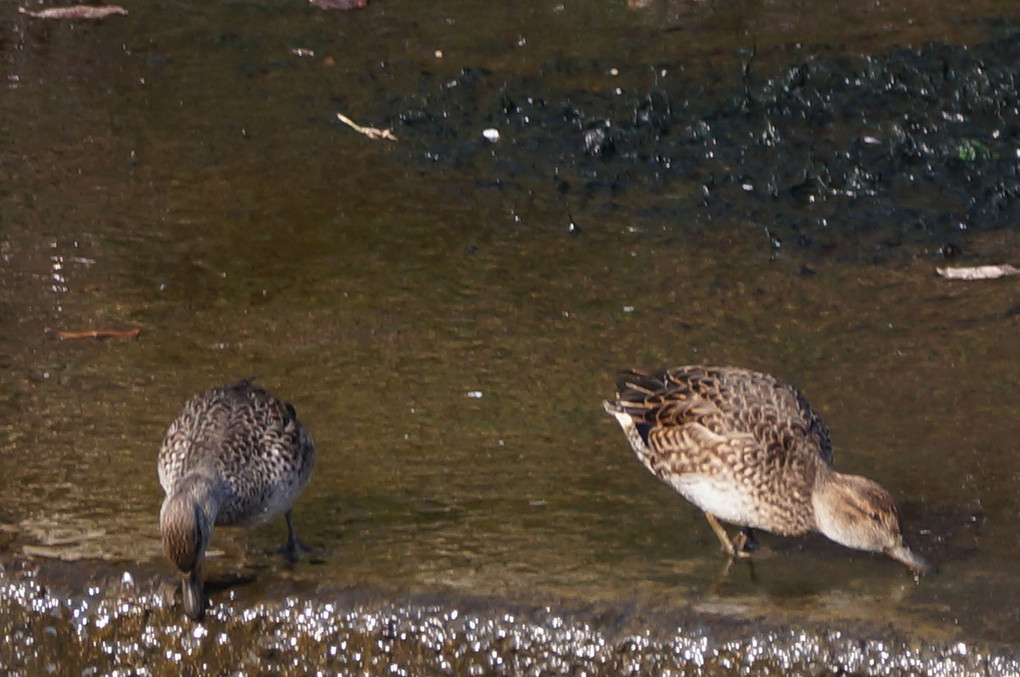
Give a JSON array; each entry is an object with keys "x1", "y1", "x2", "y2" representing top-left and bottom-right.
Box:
[
  {"x1": 614, "y1": 366, "x2": 833, "y2": 466},
  {"x1": 158, "y1": 380, "x2": 315, "y2": 526},
  {"x1": 607, "y1": 365, "x2": 834, "y2": 536}
]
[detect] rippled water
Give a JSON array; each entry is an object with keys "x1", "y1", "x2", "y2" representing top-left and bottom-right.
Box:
[
  {"x1": 2, "y1": 560, "x2": 1016, "y2": 676},
  {"x1": 2, "y1": 0, "x2": 1020, "y2": 673}
]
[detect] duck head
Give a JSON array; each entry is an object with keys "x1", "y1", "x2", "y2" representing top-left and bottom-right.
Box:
[
  {"x1": 813, "y1": 470, "x2": 930, "y2": 574},
  {"x1": 159, "y1": 473, "x2": 219, "y2": 620}
]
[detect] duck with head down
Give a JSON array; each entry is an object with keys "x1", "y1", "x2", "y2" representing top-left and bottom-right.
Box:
[
  {"x1": 604, "y1": 365, "x2": 930, "y2": 574},
  {"x1": 158, "y1": 380, "x2": 316, "y2": 620}
]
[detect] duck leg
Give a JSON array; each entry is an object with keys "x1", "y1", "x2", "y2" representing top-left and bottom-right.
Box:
[
  {"x1": 732, "y1": 527, "x2": 759, "y2": 555},
  {"x1": 704, "y1": 514, "x2": 756, "y2": 559},
  {"x1": 704, "y1": 513, "x2": 736, "y2": 556},
  {"x1": 279, "y1": 511, "x2": 315, "y2": 562}
]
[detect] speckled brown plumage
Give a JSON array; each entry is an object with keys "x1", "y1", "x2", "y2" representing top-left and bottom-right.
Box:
[
  {"x1": 158, "y1": 380, "x2": 315, "y2": 619},
  {"x1": 604, "y1": 365, "x2": 929, "y2": 573}
]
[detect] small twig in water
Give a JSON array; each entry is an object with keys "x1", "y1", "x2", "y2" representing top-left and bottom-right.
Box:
[
  {"x1": 935, "y1": 264, "x2": 1019, "y2": 281},
  {"x1": 45, "y1": 326, "x2": 142, "y2": 340},
  {"x1": 336, "y1": 113, "x2": 397, "y2": 142}
]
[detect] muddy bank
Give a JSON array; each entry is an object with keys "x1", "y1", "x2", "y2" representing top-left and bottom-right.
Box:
[
  {"x1": 1, "y1": 556, "x2": 1016, "y2": 676},
  {"x1": 383, "y1": 24, "x2": 1020, "y2": 262}
]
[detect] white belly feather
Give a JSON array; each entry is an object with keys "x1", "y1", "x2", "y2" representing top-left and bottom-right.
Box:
[{"x1": 667, "y1": 474, "x2": 759, "y2": 528}]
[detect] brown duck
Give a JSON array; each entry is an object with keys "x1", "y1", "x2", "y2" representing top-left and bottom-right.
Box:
[
  {"x1": 604, "y1": 365, "x2": 929, "y2": 573},
  {"x1": 158, "y1": 381, "x2": 316, "y2": 620}
]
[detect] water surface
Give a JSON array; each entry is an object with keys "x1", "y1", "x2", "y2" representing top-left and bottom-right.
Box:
[{"x1": 2, "y1": 0, "x2": 1019, "y2": 672}]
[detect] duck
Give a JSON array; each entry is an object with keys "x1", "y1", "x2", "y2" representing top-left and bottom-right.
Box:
[
  {"x1": 603, "y1": 365, "x2": 929, "y2": 573},
  {"x1": 158, "y1": 380, "x2": 316, "y2": 620}
]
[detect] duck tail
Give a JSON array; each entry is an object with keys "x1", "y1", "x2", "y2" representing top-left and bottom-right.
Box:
[
  {"x1": 613, "y1": 369, "x2": 669, "y2": 402},
  {"x1": 603, "y1": 398, "x2": 656, "y2": 464}
]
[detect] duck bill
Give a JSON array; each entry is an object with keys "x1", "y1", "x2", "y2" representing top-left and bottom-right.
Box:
[{"x1": 886, "y1": 543, "x2": 931, "y2": 575}]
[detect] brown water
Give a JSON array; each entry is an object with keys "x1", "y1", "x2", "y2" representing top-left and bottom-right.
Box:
[{"x1": 2, "y1": 0, "x2": 1020, "y2": 673}]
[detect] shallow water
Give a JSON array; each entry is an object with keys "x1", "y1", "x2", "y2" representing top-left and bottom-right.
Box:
[{"x1": 2, "y1": 0, "x2": 1020, "y2": 673}]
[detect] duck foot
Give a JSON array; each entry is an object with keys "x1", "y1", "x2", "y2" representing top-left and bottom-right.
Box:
[
  {"x1": 732, "y1": 527, "x2": 759, "y2": 555},
  {"x1": 704, "y1": 513, "x2": 756, "y2": 559},
  {"x1": 276, "y1": 511, "x2": 320, "y2": 563},
  {"x1": 276, "y1": 539, "x2": 319, "y2": 563}
]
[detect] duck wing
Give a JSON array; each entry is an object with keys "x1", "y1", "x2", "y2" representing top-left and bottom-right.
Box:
[{"x1": 612, "y1": 366, "x2": 833, "y2": 467}]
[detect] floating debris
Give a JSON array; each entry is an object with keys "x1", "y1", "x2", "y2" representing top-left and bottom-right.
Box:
[
  {"x1": 310, "y1": 0, "x2": 367, "y2": 10},
  {"x1": 336, "y1": 113, "x2": 397, "y2": 142},
  {"x1": 935, "y1": 264, "x2": 1019, "y2": 280},
  {"x1": 290, "y1": 48, "x2": 316, "y2": 58},
  {"x1": 482, "y1": 128, "x2": 500, "y2": 143},
  {"x1": 466, "y1": 391, "x2": 483, "y2": 399},
  {"x1": 18, "y1": 4, "x2": 127, "y2": 19},
  {"x1": 44, "y1": 327, "x2": 141, "y2": 340}
]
